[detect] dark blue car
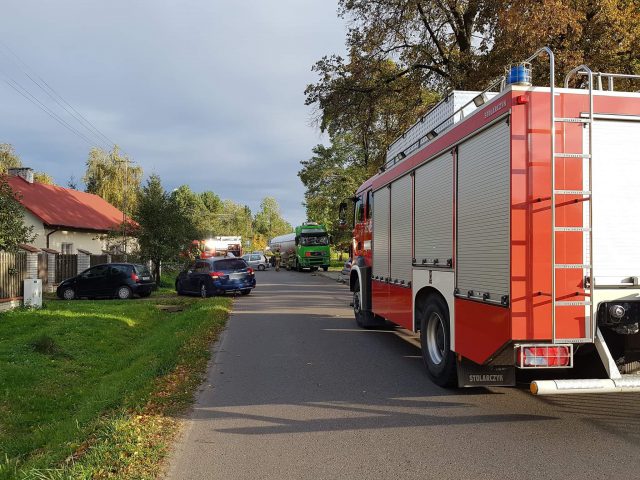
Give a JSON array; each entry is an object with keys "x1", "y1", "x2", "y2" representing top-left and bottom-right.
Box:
[{"x1": 176, "y1": 257, "x2": 256, "y2": 297}]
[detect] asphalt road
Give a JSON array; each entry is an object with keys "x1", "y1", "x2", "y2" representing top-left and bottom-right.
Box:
[{"x1": 166, "y1": 269, "x2": 640, "y2": 480}]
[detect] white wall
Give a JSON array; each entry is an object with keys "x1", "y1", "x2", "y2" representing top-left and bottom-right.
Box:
[{"x1": 22, "y1": 208, "x2": 107, "y2": 254}]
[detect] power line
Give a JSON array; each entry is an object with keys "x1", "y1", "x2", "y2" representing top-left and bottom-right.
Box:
[
  {"x1": 3, "y1": 76, "x2": 100, "y2": 148},
  {"x1": 0, "y1": 41, "x2": 132, "y2": 157}
]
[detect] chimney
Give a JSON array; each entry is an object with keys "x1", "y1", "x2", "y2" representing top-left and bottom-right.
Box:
[{"x1": 7, "y1": 167, "x2": 34, "y2": 184}]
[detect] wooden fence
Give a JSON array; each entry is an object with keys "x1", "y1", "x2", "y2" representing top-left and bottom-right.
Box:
[
  {"x1": 90, "y1": 254, "x2": 108, "y2": 267},
  {"x1": 38, "y1": 252, "x2": 48, "y2": 287},
  {"x1": 55, "y1": 254, "x2": 78, "y2": 283},
  {"x1": 0, "y1": 252, "x2": 27, "y2": 299}
]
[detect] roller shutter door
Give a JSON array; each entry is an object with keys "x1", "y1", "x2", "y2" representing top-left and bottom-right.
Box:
[
  {"x1": 390, "y1": 175, "x2": 412, "y2": 283},
  {"x1": 592, "y1": 119, "x2": 640, "y2": 285},
  {"x1": 457, "y1": 120, "x2": 510, "y2": 302},
  {"x1": 414, "y1": 153, "x2": 453, "y2": 267},
  {"x1": 372, "y1": 187, "x2": 390, "y2": 279}
]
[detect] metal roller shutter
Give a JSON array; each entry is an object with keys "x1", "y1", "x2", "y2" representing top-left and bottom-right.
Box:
[
  {"x1": 414, "y1": 153, "x2": 453, "y2": 267},
  {"x1": 457, "y1": 119, "x2": 510, "y2": 302},
  {"x1": 372, "y1": 187, "x2": 390, "y2": 279},
  {"x1": 591, "y1": 119, "x2": 640, "y2": 285},
  {"x1": 390, "y1": 175, "x2": 412, "y2": 283}
]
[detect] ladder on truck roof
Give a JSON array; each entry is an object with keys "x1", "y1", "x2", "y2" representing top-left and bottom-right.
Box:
[{"x1": 551, "y1": 61, "x2": 595, "y2": 345}]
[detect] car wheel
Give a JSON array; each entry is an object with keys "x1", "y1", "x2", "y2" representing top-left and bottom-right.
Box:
[
  {"x1": 258, "y1": 264, "x2": 265, "y2": 271},
  {"x1": 175, "y1": 281, "x2": 184, "y2": 295},
  {"x1": 240, "y1": 289, "x2": 251, "y2": 296},
  {"x1": 62, "y1": 287, "x2": 75, "y2": 300},
  {"x1": 310, "y1": 267, "x2": 318, "y2": 272},
  {"x1": 116, "y1": 286, "x2": 132, "y2": 300},
  {"x1": 419, "y1": 295, "x2": 457, "y2": 387},
  {"x1": 200, "y1": 283, "x2": 209, "y2": 298},
  {"x1": 322, "y1": 266, "x2": 329, "y2": 272}
]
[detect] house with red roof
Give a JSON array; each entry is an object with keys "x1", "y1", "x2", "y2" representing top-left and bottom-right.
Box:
[{"x1": 7, "y1": 167, "x2": 133, "y2": 255}]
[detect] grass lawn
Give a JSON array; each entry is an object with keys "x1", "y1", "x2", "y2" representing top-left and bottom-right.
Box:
[{"x1": 0, "y1": 288, "x2": 231, "y2": 479}]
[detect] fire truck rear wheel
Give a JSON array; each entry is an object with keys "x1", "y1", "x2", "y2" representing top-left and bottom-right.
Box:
[{"x1": 420, "y1": 296, "x2": 456, "y2": 387}]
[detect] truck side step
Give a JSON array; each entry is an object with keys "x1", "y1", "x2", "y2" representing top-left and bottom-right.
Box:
[{"x1": 531, "y1": 376, "x2": 640, "y2": 395}]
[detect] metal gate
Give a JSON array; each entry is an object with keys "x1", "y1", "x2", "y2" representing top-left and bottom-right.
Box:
[{"x1": 55, "y1": 254, "x2": 78, "y2": 283}]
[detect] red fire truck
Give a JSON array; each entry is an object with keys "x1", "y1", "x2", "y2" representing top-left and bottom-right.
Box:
[{"x1": 342, "y1": 48, "x2": 640, "y2": 395}]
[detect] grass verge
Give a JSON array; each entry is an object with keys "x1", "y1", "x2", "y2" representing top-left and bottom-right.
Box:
[{"x1": 0, "y1": 292, "x2": 231, "y2": 479}]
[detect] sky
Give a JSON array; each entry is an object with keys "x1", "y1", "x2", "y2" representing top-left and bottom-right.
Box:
[{"x1": 0, "y1": 1, "x2": 347, "y2": 226}]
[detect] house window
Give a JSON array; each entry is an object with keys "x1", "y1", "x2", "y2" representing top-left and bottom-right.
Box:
[{"x1": 61, "y1": 243, "x2": 73, "y2": 254}]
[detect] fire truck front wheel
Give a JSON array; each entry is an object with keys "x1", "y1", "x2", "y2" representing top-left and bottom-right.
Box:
[
  {"x1": 353, "y1": 282, "x2": 376, "y2": 328},
  {"x1": 420, "y1": 296, "x2": 456, "y2": 387}
]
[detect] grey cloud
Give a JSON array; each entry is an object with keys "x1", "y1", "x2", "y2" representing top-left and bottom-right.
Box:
[{"x1": 1, "y1": 0, "x2": 345, "y2": 225}]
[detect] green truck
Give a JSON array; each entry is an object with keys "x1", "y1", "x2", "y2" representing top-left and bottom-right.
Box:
[{"x1": 269, "y1": 222, "x2": 331, "y2": 272}]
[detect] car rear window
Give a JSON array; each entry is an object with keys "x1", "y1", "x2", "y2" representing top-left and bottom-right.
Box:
[
  {"x1": 134, "y1": 264, "x2": 151, "y2": 276},
  {"x1": 213, "y1": 259, "x2": 248, "y2": 271}
]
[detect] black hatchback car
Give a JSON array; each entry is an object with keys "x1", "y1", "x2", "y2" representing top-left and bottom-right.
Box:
[
  {"x1": 176, "y1": 257, "x2": 256, "y2": 297},
  {"x1": 56, "y1": 263, "x2": 155, "y2": 300}
]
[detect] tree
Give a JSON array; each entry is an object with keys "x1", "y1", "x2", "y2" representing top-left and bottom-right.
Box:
[
  {"x1": 0, "y1": 143, "x2": 54, "y2": 184},
  {"x1": 216, "y1": 200, "x2": 253, "y2": 240},
  {"x1": 84, "y1": 146, "x2": 142, "y2": 216},
  {"x1": 298, "y1": 134, "x2": 368, "y2": 240},
  {"x1": 306, "y1": 1, "x2": 640, "y2": 172},
  {"x1": 34, "y1": 172, "x2": 55, "y2": 185},
  {"x1": 135, "y1": 175, "x2": 196, "y2": 284},
  {"x1": 253, "y1": 197, "x2": 292, "y2": 239},
  {"x1": 67, "y1": 175, "x2": 78, "y2": 190},
  {"x1": 0, "y1": 176, "x2": 35, "y2": 251},
  {"x1": 171, "y1": 185, "x2": 210, "y2": 239},
  {"x1": 0, "y1": 144, "x2": 22, "y2": 173}
]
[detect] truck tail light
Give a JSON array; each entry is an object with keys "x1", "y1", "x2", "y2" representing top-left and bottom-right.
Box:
[
  {"x1": 305, "y1": 252, "x2": 311, "y2": 257},
  {"x1": 209, "y1": 271, "x2": 225, "y2": 279},
  {"x1": 516, "y1": 345, "x2": 572, "y2": 368},
  {"x1": 131, "y1": 272, "x2": 140, "y2": 283}
]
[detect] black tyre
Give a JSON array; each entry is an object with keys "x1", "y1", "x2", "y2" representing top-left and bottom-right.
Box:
[
  {"x1": 352, "y1": 281, "x2": 382, "y2": 328},
  {"x1": 322, "y1": 266, "x2": 329, "y2": 272},
  {"x1": 61, "y1": 287, "x2": 75, "y2": 300},
  {"x1": 175, "y1": 281, "x2": 184, "y2": 296},
  {"x1": 240, "y1": 289, "x2": 251, "y2": 296},
  {"x1": 310, "y1": 267, "x2": 318, "y2": 272},
  {"x1": 116, "y1": 286, "x2": 132, "y2": 300},
  {"x1": 419, "y1": 295, "x2": 457, "y2": 387}
]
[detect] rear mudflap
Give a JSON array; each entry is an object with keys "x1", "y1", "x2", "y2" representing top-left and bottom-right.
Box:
[{"x1": 457, "y1": 357, "x2": 515, "y2": 387}]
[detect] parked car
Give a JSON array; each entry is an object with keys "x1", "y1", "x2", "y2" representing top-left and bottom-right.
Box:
[
  {"x1": 242, "y1": 253, "x2": 270, "y2": 271},
  {"x1": 341, "y1": 259, "x2": 352, "y2": 276},
  {"x1": 57, "y1": 263, "x2": 154, "y2": 300},
  {"x1": 176, "y1": 257, "x2": 256, "y2": 297}
]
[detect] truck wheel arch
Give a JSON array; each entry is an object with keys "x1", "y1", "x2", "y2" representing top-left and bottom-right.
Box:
[{"x1": 414, "y1": 287, "x2": 449, "y2": 332}]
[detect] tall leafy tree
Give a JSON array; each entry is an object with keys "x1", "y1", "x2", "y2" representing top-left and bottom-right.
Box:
[
  {"x1": 298, "y1": 134, "x2": 368, "y2": 239},
  {"x1": 171, "y1": 185, "x2": 210, "y2": 238},
  {"x1": 306, "y1": 0, "x2": 640, "y2": 176},
  {"x1": 0, "y1": 176, "x2": 35, "y2": 251},
  {"x1": 33, "y1": 172, "x2": 55, "y2": 185},
  {"x1": 135, "y1": 175, "x2": 196, "y2": 284},
  {"x1": 0, "y1": 144, "x2": 22, "y2": 173},
  {"x1": 253, "y1": 197, "x2": 292, "y2": 239},
  {"x1": 84, "y1": 146, "x2": 142, "y2": 216},
  {"x1": 0, "y1": 143, "x2": 56, "y2": 184}
]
